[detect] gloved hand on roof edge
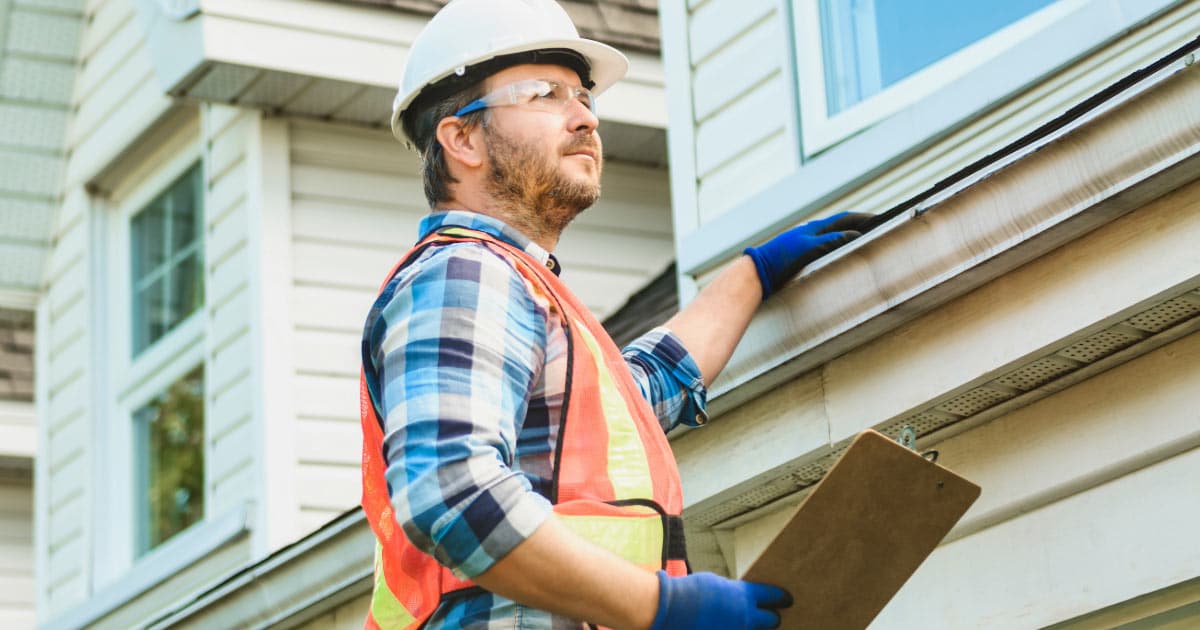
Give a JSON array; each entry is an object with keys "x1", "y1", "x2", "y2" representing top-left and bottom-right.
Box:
[
  {"x1": 651, "y1": 570, "x2": 792, "y2": 630},
  {"x1": 744, "y1": 211, "x2": 877, "y2": 300}
]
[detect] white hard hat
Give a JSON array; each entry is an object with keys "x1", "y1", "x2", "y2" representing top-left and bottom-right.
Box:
[{"x1": 390, "y1": 0, "x2": 629, "y2": 144}]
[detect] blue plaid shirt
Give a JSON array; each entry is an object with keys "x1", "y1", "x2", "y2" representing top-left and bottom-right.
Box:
[{"x1": 362, "y1": 211, "x2": 707, "y2": 628}]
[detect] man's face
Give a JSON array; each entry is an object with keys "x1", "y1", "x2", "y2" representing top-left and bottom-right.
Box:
[{"x1": 478, "y1": 63, "x2": 603, "y2": 235}]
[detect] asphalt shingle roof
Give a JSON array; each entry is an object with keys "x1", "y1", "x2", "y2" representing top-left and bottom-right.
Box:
[
  {"x1": 0, "y1": 309, "x2": 34, "y2": 402},
  {"x1": 337, "y1": 0, "x2": 662, "y2": 53}
]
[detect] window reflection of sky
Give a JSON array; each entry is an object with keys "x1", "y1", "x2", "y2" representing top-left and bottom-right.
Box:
[
  {"x1": 821, "y1": 0, "x2": 1058, "y2": 113},
  {"x1": 873, "y1": 0, "x2": 1058, "y2": 86}
]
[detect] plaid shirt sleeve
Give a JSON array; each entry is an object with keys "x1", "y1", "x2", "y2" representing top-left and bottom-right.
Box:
[
  {"x1": 367, "y1": 243, "x2": 553, "y2": 579},
  {"x1": 622, "y1": 327, "x2": 710, "y2": 432}
]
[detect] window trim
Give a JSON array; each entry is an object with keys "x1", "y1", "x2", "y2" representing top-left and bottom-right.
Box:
[
  {"x1": 674, "y1": 0, "x2": 1187, "y2": 279},
  {"x1": 794, "y1": 0, "x2": 1087, "y2": 154},
  {"x1": 92, "y1": 126, "x2": 208, "y2": 591}
]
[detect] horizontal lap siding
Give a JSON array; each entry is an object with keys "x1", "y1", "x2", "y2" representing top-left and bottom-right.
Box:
[
  {"x1": 287, "y1": 120, "x2": 675, "y2": 534},
  {"x1": 288, "y1": 121, "x2": 413, "y2": 532},
  {"x1": 39, "y1": 190, "x2": 89, "y2": 618},
  {"x1": 873, "y1": 332, "x2": 1200, "y2": 627},
  {"x1": 202, "y1": 105, "x2": 257, "y2": 518},
  {"x1": 689, "y1": 0, "x2": 798, "y2": 225},
  {"x1": 0, "y1": 476, "x2": 34, "y2": 629}
]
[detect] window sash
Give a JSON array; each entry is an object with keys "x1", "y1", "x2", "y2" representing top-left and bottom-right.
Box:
[
  {"x1": 130, "y1": 163, "x2": 204, "y2": 357},
  {"x1": 133, "y1": 364, "x2": 206, "y2": 556}
]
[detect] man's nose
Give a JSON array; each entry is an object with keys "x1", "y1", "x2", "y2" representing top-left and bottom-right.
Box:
[{"x1": 566, "y1": 98, "x2": 599, "y2": 133}]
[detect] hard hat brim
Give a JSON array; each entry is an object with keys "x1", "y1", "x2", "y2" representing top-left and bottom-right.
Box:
[{"x1": 390, "y1": 38, "x2": 629, "y2": 143}]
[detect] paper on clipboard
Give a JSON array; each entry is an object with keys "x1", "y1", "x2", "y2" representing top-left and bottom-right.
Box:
[{"x1": 740, "y1": 430, "x2": 981, "y2": 630}]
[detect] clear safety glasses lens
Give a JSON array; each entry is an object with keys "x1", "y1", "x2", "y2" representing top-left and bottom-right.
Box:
[{"x1": 455, "y1": 79, "x2": 594, "y2": 117}]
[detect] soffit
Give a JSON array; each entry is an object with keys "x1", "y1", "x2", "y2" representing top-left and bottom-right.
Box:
[{"x1": 0, "y1": 1, "x2": 85, "y2": 302}]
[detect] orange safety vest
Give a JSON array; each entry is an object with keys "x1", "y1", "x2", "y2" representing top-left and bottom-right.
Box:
[{"x1": 361, "y1": 227, "x2": 689, "y2": 629}]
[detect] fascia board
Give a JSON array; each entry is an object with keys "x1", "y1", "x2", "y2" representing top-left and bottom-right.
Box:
[
  {"x1": 132, "y1": 0, "x2": 666, "y2": 129},
  {"x1": 144, "y1": 510, "x2": 373, "y2": 629}
]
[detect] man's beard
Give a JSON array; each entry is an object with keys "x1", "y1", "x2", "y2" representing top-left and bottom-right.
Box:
[{"x1": 483, "y1": 124, "x2": 602, "y2": 240}]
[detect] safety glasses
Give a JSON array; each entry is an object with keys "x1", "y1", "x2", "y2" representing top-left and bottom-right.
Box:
[{"x1": 455, "y1": 79, "x2": 595, "y2": 117}]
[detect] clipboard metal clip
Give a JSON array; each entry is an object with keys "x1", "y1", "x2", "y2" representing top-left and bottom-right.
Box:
[{"x1": 896, "y1": 425, "x2": 940, "y2": 463}]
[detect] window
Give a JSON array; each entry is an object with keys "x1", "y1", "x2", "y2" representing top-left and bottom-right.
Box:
[
  {"x1": 123, "y1": 162, "x2": 206, "y2": 556},
  {"x1": 130, "y1": 164, "x2": 204, "y2": 356},
  {"x1": 796, "y1": 0, "x2": 1083, "y2": 151},
  {"x1": 134, "y1": 366, "x2": 205, "y2": 555}
]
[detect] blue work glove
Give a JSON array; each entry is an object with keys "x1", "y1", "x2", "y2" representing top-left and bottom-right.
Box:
[
  {"x1": 744, "y1": 212, "x2": 877, "y2": 300},
  {"x1": 650, "y1": 570, "x2": 793, "y2": 630}
]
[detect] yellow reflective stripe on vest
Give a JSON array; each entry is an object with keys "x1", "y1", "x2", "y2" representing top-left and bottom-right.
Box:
[
  {"x1": 370, "y1": 542, "x2": 418, "y2": 628},
  {"x1": 558, "y1": 507, "x2": 664, "y2": 571},
  {"x1": 573, "y1": 321, "x2": 654, "y2": 501}
]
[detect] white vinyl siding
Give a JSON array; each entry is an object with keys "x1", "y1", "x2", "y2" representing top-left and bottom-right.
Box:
[
  {"x1": 202, "y1": 104, "x2": 257, "y2": 519},
  {"x1": 63, "y1": 0, "x2": 171, "y2": 190},
  {"x1": 38, "y1": 188, "x2": 90, "y2": 618},
  {"x1": 688, "y1": 0, "x2": 798, "y2": 224},
  {"x1": 286, "y1": 119, "x2": 676, "y2": 533},
  {"x1": 0, "y1": 474, "x2": 34, "y2": 629}
]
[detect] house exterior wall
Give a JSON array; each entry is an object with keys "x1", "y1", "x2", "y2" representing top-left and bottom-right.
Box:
[
  {"x1": 0, "y1": 472, "x2": 34, "y2": 629},
  {"x1": 664, "y1": 0, "x2": 1200, "y2": 280},
  {"x1": 34, "y1": 0, "x2": 166, "y2": 618},
  {"x1": 659, "y1": 0, "x2": 1200, "y2": 626},
  {"x1": 688, "y1": 0, "x2": 798, "y2": 225},
  {"x1": 676, "y1": 179, "x2": 1200, "y2": 626}
]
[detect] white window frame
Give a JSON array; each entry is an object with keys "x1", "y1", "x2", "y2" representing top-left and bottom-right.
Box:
[
  {"x1": 795, "y1": 0, "x2": 1087, "y2": 153},
  {"x1": 90, "y1": 122, "x2": 226, "y2": 591}
]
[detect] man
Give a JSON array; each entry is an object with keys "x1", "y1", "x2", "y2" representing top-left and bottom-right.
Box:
[{"x1": 359, "y1": 1, "x2": 874, "y2": 628}]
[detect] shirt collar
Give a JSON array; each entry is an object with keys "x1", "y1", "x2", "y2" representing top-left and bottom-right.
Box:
[{"x1": 418, "y1": 210, "x2": 562, "y2": 275}]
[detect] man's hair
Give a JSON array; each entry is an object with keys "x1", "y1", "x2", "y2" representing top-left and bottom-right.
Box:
[
  {"x1": 403, "y1": 83, "x2": 488, "y2": 209},
  {"x1": 400, "y1": 49, "x2": 594, "y2": 209}
]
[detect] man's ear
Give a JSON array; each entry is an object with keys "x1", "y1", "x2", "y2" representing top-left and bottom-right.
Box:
[{"x1": 436, "y1": 117, "x2": 484, "y2": 169}]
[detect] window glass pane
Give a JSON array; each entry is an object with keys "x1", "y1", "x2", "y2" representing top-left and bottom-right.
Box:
[
  {"x1": 135, "y1": 365, "x2": 205, "y2": 554},
  {"x1": 130, "y1": 164, "x2": 204, "y2": 356},
  {"x1": 169, "y1": 168, "x2": 200, "y2": 252},
  {"x1": 133, "y1": 278, "x2": 168, "y2": 355},
  {"x1": 167, "y1": 255, "x2": 202, "y2": 328},
  {"x1": 820, "y1": 0, "x2": 1058, "y2": 114},
  {"x1": 131, "y1": 202, "x2": 167, "y2": 282}
]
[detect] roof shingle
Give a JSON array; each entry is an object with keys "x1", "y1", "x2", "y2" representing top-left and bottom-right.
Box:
[{"x1": 0, "y1": 309, "x2": 34, "y2": 402}]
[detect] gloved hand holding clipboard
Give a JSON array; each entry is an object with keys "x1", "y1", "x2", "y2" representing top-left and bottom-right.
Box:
[{"x1": 741, "y1": 429, "x2": 981, "y2": 629}]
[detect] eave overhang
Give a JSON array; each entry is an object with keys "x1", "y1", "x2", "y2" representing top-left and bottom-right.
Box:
[
  {"x1": 674, "y1": 38, "x2": 1200, "y2": 535},
  {"x1": 131, "y1": 0, "x2": 669, "y2": 164}
]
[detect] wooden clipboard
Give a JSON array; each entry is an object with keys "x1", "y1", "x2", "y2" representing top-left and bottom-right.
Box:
[{"x1": 740, "y1": 429, "x2": 981, "y2": 630}]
